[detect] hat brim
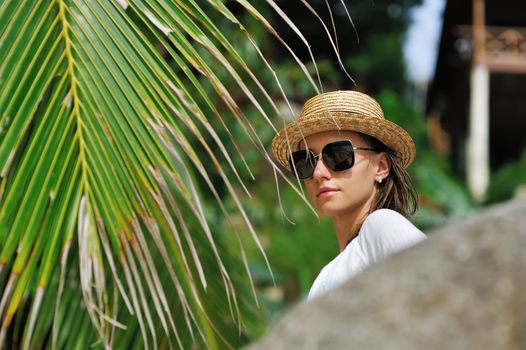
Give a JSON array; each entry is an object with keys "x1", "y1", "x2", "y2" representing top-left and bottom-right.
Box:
[{"x1": 271, "y1": 112, "x2": 416, "y2": 170}]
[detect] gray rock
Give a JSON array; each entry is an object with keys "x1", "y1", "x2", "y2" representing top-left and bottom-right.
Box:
[{"x1": 247, "y1": 196, "x2": 526, "y2": 350}]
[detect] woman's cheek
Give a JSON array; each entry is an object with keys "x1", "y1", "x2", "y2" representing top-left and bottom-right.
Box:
[{"x1": 304, "y1": 181, "x2": 317, "y2": 203}]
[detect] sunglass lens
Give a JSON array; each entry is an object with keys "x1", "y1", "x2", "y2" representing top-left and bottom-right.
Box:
[
  {"x1": 322, "y1": 141, "x2": 355, "y2": 171},
  {"x1": 289, "y1": 149, "x2": 316, "y2": 179}
]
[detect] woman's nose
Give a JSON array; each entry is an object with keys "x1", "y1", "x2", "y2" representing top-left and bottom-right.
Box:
[{"x1": 312, "y1": 156, "x2": 331, "y2": 180}]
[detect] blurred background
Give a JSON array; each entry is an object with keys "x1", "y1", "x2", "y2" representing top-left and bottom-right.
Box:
[{"x1": 195, "y1": 0, "x2": 526, "y2": 341}]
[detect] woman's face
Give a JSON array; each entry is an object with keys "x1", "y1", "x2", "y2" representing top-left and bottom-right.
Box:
[{"x1": 300, "y1": 131, "x2": 389, "y2": 217}]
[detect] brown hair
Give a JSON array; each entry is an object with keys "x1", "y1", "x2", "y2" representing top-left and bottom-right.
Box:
[{"x1": 361, "y1": 134, "x2": 418, "y2": 218}]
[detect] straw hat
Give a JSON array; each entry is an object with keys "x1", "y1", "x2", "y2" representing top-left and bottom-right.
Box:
[{"x1": 271, "y1": 90, "x2": 416, "y2": 170}]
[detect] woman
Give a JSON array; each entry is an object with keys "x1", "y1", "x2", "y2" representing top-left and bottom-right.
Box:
[{"x1": 271, "y1": 90, "x2": 426, "y2": 300}]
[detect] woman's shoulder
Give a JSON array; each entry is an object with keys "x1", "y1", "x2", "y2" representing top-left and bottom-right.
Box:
[
  {"x1": 357, "y1": 209, "x2": 426, "y2": 259},
  {"x1": 364, "y1": 208, "x2": 411, "y2": 225},
  {"x1": 361, "y1": 209, "x2": 422, "y2": 233}
]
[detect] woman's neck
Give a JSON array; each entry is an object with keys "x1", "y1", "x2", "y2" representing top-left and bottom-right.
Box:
[{"x1": 332, "y1": 201, "x2": 375, "y2": 252}]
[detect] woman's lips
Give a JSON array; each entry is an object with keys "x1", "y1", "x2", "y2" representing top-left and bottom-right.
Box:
[{"x1": 316, "y1": 187, "x2": 339, "y2": 198}]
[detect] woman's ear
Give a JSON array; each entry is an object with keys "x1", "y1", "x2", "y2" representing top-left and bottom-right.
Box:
[{"x1": 375, "y1": 152, "x2": 391, "y2": 179}]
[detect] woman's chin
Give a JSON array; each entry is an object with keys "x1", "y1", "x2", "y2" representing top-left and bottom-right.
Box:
[{"x1": 316, "y1": 204, "x2": 343, "y2": 217}]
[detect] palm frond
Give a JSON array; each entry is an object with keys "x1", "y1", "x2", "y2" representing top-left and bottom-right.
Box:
[{"x1": 0, "y1": 0, "x2": 349, "y2": 348}]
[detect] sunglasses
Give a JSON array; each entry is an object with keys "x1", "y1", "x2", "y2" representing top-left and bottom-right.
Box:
[{"x1": 289, "y1": 140, "x2": 379, "y2": 180}]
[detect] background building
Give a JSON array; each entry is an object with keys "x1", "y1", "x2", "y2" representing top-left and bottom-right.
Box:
[{"x1": 427, "y1": 0, "x2": 526, "y2": 200}]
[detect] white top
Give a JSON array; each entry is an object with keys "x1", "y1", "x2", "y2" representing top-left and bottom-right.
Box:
[{"x1": 307, "y1": 209, "x2": 426, "y2": 300}]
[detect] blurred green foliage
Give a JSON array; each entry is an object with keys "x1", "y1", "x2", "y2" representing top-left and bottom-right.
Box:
[
  {"x1": 486, "y1": 149, "x2": 526, "y2": 203},
  {"x1": 186, "y1": 0, "x2": 526, "y2": 339},
  {"x1": 183, "y1": 0, "x2": 478, "y2": 331},
  {"x1": 184, "y1": 0, "x2": 489, "y2": 335}
]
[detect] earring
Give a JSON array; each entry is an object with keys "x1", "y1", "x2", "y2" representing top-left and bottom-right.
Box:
[{"x1": 376, "y1": 177, "x2": 383, "y2": 184}]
